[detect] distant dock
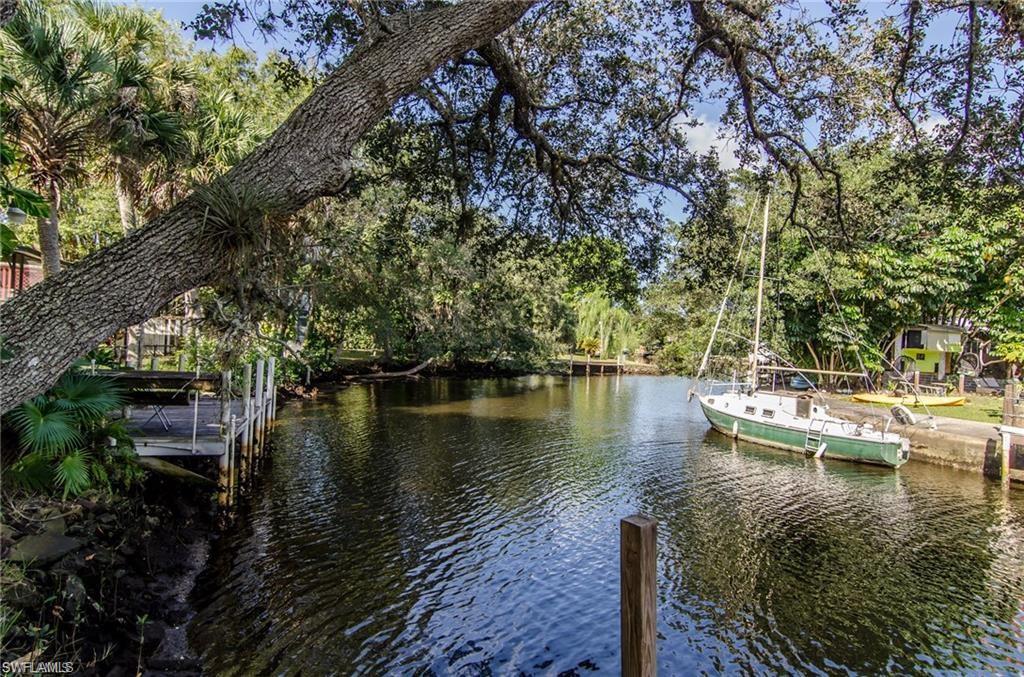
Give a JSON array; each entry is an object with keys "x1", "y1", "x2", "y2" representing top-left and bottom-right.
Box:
[{"x1": 550, "y1": 355, "x2": 659, "y2": 376}]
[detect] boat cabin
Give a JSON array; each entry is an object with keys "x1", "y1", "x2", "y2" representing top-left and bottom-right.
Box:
[{"x1": 706, "y1": 391, "x2": 824, "y2": 421}]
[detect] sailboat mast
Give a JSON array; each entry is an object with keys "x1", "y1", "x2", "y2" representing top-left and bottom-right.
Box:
[{"x1": 751, "y1": 193, "x2": 771, "y2": 390}]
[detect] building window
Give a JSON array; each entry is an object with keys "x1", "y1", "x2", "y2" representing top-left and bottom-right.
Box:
[{"x1": 903, "y1": 329, "x2": 924, "y2": 349}]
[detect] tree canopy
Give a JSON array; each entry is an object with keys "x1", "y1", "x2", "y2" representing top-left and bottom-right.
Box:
[{"x1": 1, "y1": 0, "x2": 1022, "y2": 409}]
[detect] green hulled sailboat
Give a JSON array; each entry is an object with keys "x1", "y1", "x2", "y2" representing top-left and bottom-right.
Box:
[{"x1": 692, "y1": 194, "x2": 910, "y2": 468}]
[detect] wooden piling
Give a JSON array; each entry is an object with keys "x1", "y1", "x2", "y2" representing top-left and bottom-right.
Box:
[
  {"x1": 569, "y1": 355, "x2": 574, "y2": 376},
  {"x1": 586, "y1": 353, "x2": 591, "y2": 376},
  {"x1": 228, "y1": 415, "x2": 237, "y2": 505},
  {"x1": 240, "y1": 363, "x2": 252, "y2": 481},
  {"x1": 1004, "y1": 383, "x2": 1019, "y2": 427},
  {"x1": 150, "y1": 353, "x2": 158, "y2": 371},
  {"x1": 958, "y1": 373, "x2": 965, "y2": 395},
  {"x1": 178, "y1": 353, "x2": 186, "y2": 372},
  {"x1": 267, "y1": 356, "x2": 277, "y2": 425},
  {"x1": 217, "y1": 370, "x2": 232, "y2": 508},
  {"x1": 621, "y1": 514, "x2": 657, "y2": 677},
  {"x1": 253, "y1": 359, "x2": 265, "y2": 459},
  {"x1": 913, "y1": 370, "x2": 920, "y2": 389}
]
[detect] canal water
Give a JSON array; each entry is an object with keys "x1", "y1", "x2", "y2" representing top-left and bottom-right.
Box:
[{"x1": 189, "y1": 376, "x2": 1024, "y2": 674}]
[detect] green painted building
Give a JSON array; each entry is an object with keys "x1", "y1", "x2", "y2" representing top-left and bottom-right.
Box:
[{"x1": 894, "y1": 324, "x2": 963, "y2": 380}]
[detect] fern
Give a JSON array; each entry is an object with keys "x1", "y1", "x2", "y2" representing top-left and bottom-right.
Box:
[{"x1": 4, "y1": 452, "x2": 54, "y2": 492}]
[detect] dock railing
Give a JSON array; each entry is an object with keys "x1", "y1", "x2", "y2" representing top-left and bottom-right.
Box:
[{"x1": 125, "y1": 357, "x2": 280, "y2": 510}]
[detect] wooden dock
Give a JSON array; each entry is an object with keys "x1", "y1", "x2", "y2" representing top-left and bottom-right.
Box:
[
  {"x1": 129, "y1": 400, "x2": 243, "y2": 456},
  {"x1": 551, "y1": 355, "x2": 658, "y2": 376},
  {"x1": 118, "y1": 358, "x2": 280, "y2": 508}
]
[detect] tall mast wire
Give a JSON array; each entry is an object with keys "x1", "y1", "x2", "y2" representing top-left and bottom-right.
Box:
[
  {"x1": 695, "y1": 196, "x2": 759, "y2": 386},
  {"x1": 751, "y1": 193, "x2": 771, "y2": 390}
]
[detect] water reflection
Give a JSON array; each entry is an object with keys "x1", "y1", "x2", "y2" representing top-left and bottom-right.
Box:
[{"x1": 190, "y1": 376, "x2": 1024, "y2": 675}]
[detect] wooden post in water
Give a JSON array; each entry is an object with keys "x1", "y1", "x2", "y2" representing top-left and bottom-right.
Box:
[
  {"x1": 1004, "y1": 383, "x2": 1020, "y2": 483},
  {"x1": 268, "y1": 356, "x2": 277, "y2": 424},
  {"x1": 586, "y1": 353, "x2": 591, "y2": 376},
  {"x1": 240, "y1": 363, "x2": 252, "y2": 482},
  {"x1": 621, "y1": 514, "x2": 657, "y2": 677},
  {"x1": 228, "y1": 415, "x2": 237, "y2": 506},
  {"x1": 253, "y1": 359, "x2": 265, "y2": 460},
  {"x1": 1004, "y1": 382, "x2": 1019, "y2": 427},
  {"x1": 569, "y1": 354, "x2": 574, "y2": 376},
  {"x1": 217, "y1": 370, "x2": 232, "y2": 508}
]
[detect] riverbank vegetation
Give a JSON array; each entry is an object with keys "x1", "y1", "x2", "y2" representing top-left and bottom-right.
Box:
[
  {"x1": 1, "y1": 0, "x2": 1020, "y2": 417},
  {"x1": 2, "y1": 0, "x2": 1022, "y2": 671},
  {"x1": 641, "y1": 154, "x2": 1024, "y2": 381}
]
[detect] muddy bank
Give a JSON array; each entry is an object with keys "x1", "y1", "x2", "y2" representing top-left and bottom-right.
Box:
[{"x1": 1, "y1": 468, "x2": 218, "y2": 675}]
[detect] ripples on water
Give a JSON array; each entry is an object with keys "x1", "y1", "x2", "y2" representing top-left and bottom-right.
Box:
[{"x1": 189, "y1": 376, "x2": 1024, "y2": 675}]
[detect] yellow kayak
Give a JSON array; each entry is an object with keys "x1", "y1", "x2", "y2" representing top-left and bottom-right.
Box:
[{"x1": 852, "y1": 394, "x2": 966, "y2": 407}]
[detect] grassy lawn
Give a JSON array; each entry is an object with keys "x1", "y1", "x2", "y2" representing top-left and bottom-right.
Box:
[{"x1": 915, "y1": 396, "x2": 1005, "y2": 424}]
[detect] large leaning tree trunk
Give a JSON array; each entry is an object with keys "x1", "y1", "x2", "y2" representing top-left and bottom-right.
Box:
[{"x1": 0, "y1": 0, "x2": 534, "y2": 413}]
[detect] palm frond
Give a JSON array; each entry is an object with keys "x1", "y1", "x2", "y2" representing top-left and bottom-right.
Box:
[
  {"x1": 50, "y1": 372, "x2": 125, "y2": 421},
  {"x1": 54, "y1": 450, "x2": 92, "y2": 498},
  {"x1": 7, "y1": 398, "x2": 83, "y2": 455}
]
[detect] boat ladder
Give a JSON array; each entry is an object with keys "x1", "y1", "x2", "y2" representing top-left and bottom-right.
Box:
[{"x1": 804, "y1": 419, "x2": 827, "y2": 456}]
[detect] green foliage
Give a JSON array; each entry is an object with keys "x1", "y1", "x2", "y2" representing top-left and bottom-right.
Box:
[
  {"x1": 645, "y1": 147, "x2": 1024, "y2": 375},
  {"x1": 558, "y1": 237, "x2": 641, "y2": 307},
  {"x1": 8, "y1": 399, "x2": 82, "y2": 455},
  {"x1": 296, "y1": 184, "x2": 573, "y2": 369},
  {"x1": 54, "y1": 450, "x2": 92, "y2": 497},
  {"x1": 3, "y1": 373, "x2": 133, "y2": 498},
  {"x1": 73, "y1": 344, "x2": 117, "y2": 369},
  {"x1": 573, "y1": 290, "x2": 637, "y2": 359}
]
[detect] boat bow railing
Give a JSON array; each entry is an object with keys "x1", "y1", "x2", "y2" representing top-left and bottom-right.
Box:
[{"x1": 704, "y1": 380, "x2": 752, "y2": 395}]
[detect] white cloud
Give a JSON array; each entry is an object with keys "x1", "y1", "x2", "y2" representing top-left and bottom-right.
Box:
[
  {"x1": 919, "y1": 114, "x2": 947, "y2": 138},
  {"x1": 674, "y1": 114, "x2": 742, "y2": 171}
]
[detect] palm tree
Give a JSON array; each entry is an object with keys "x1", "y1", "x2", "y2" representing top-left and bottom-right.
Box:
[
  {"x1": 6, "y1": 371, "x2": 125, "y2": 497},
  {"x1": 143, "y1": 88, "x2": 262, "y2": 214},
  {"x1": 73, "y1": 0, "x2": 190, "y2": 233},
  {"x1": 1, "y1": 0, "x2": 110, "y2": 276}
]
